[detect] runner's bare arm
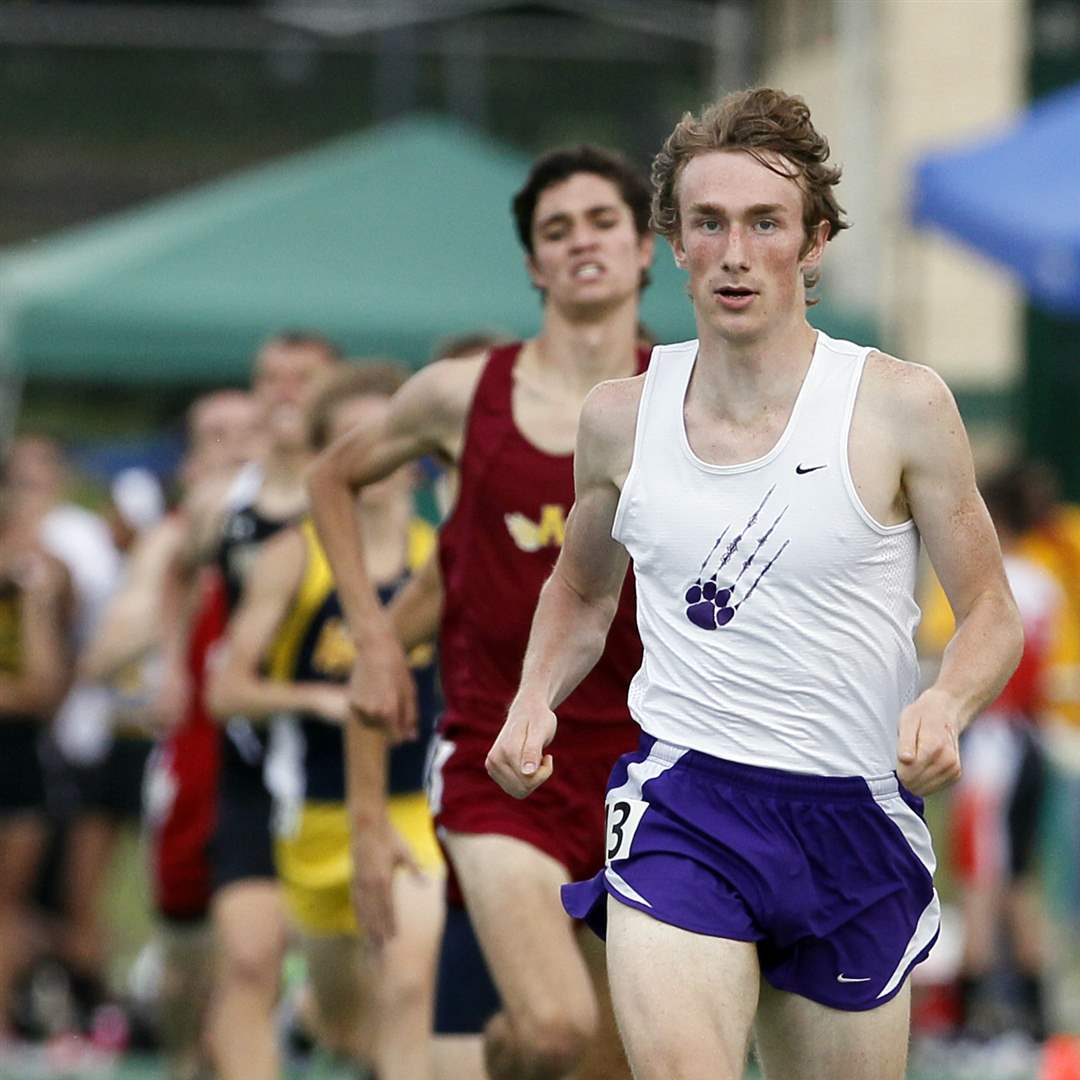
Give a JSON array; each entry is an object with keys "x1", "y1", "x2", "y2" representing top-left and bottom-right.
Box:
[
  {"x1": 307, "y1": 357, "x2": 481, "y2": 739},
  {"x1": 207, "y1": 528, "x2": 347, "y2": 724},
  {"x1": 346, "y1": 717, "x2": 388, "y2": 829},
  {"x1": 345, "y1": 546, "x2": 442, "y2": 940},
  {"x1": 885, "y1": 359, "x2": 1023, "y2": 795},
  {"x1": 349, "y1": 550, "x2": 441, "y2": 942},
  {"x1": 178, "y1": 473, "x2": 234, "y2": 572},
  {"x1": 387, "y1": 551, "x2": 443, "y2": 652},
  {"x1": 345, "y1": 718, "x2": 417, "y2": 945},
  {"x1": 487, "y1": 376, "x2": 641, "y2": 799},
  {"x1": 81, "y1": 516, "x2": 186, "y2": 682},
  {"x1": 148, "y1": 536, "x2": 211, "y2": 732}
]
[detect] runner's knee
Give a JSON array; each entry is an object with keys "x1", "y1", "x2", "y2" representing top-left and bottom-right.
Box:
[
  {"x1": 515, "y1": 1003, "x2": 597, "y2": 1073},
  {"x1": 219, "y1": 931, "x2": 283, "y2": 990}
]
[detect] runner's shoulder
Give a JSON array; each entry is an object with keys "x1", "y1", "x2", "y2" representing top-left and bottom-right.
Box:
[
  {"x1": 862, "y1": 350, "x2": 956, "y2": 419},
  {"x1": 396, "y1": 352, "x2": 488, "y2": 435},
  {"x1": 577, "y1": 374, "x2": 644, "y2": 472},
  {"x1": 580, "y1": 373, "x2": 645, "y2": 442}
]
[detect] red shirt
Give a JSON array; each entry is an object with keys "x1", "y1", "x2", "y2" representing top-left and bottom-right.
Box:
[
  {"x1": 438, "y1": 342, "x2": 647, "y2": 747},
  {"x1": 150, "y1": 567, "x2": 225, "y2": 918},
  {"x1": 185, "y1": 567, "x2": 227, "y2": 730}
]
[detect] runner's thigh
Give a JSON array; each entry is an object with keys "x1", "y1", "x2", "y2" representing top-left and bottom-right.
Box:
[
  {"x1": 390, "y1": 866, "x2": 444, "y2": 954},
  {"x1": 606, "y1": 898, "x2": 759, "y2": 1080},
  {"x1": 575, "y1": 924, "x2": 632, "y2": 1080},
  {"x1": 755, "y1": 979, "x2": 910, "y2": 1080},
  {"x1": 442, "y1": 830, "x2": 594, "y2": 1028},
  {"x1": 211, "y1": 880, "x2": 287, "y2": 974}
]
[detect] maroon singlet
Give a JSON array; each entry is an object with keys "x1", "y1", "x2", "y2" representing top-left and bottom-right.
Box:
[{"x1": 438, "y1": 341, "x2": 648, "y2": 748}]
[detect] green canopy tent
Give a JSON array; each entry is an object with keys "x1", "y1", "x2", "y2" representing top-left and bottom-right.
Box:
[{"x1": 0, "y1": 115, "x2": 872, "y2": 384}]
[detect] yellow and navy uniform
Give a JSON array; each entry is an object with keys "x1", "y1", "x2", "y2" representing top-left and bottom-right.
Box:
[
  {"x1": 268, "y1": 517, "x2": 443, "y2": 936},
  {"x1": 0, "y1": 575, "x2": 48, "y2": 813}
]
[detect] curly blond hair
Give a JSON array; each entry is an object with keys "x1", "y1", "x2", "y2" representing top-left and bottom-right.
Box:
[{"x1": 651, "y1": 88, "x2": 849, "y2": 295}]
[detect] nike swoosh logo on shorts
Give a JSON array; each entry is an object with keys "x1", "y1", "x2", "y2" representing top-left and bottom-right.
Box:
[
  {"x1": 795, "y1": 464, "x2": 827, "y2": 475},
  {"x1": 836, "y1": 974, "x2": 871, "y2": 983}
]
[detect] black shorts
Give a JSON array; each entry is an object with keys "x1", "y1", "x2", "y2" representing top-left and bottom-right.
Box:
[
  {"x1": 69, "y1": 736, "x2": 154, "y2": 820},
  {"x1": 434, "y1": 901, "x2": 501, "y2": 1035},
  {"x1": 210, "y1": 753, "x2": 275, "y2": 893},
  {"x1": 0, "y1": 720, "x2": 47, "y2": 815},
  {"x1": 1007, "y1": 726, "x2": 1047, "y2": 880}
]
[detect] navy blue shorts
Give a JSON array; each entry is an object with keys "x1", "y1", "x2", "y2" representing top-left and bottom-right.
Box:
[
  {"x1": 563, "y1": 734, "x2": 940, "y2": 1012},
  {"x1": 210, "y1": 755, "x2": 275, "y2": 893},
  {"x1": 70, "y1": 736, "x2": 153, "y2": 820},
  {"x1": 434, "y1": 901, "x2": 501, "y2": 1035},
  {"x1": 0, "y1": 720, "x2": 47, "y2": 815}
]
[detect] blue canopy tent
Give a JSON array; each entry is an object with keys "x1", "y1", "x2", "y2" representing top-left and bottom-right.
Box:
[{"x1": 911, "y1": 82, "x2": 1080, "y2": 316}]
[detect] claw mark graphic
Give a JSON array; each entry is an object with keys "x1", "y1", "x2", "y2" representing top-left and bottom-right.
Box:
[
  {"x1": 684, "y1": 489, "x2": 789, "y2": 631},
  {"x1": 736, "y1": 538, "x2": 790, "y2": 609},
  {"x1": 707, "y1": 486, "x2": 775, "y2": 583},
  {"x1": 695, "y1": 526, "x2": 730, "y2": 580},
  {"x1": 732, "y1": 507, "x2": 788, "y2": 588}
]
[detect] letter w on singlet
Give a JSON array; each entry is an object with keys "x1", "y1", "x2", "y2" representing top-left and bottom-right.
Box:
[{"x1": 504, "y1": 504, "x2": 567, "y2": 552}]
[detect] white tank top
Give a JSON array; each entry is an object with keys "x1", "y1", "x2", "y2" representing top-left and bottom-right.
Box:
[{"x1": 614, "y1": 332, "x2": 921, "y2": 777}]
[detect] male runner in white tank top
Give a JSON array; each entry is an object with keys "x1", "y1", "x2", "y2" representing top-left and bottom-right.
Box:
[{"x1": 487, "y1": 88, "x2": 1023, "y2": 1080}]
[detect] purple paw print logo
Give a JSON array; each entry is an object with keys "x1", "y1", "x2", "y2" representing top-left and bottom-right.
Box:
[
  {"x1": 684, "y1": 486, "x2": 790, "y2": 631},
  {"x1": 685, "y1": 580, "x2": 736, "y2": 629}
]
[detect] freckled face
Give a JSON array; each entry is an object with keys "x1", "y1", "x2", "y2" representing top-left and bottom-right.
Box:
[
  {"x1": 527, "y1": 172, "x2": 653, "y2": 314},
  {"x1": 671, "y1": 150, "x2": 826, "y2": 344}
]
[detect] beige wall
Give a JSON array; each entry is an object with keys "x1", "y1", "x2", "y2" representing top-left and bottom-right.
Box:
[{"x1": 761, "y1": 0, "x2": 1026, "y2": 390}]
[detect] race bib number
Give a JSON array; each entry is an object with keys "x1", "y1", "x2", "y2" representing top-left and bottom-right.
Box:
[{"x1": 605, "y1": 797, "x2": 648, "y2": 864}]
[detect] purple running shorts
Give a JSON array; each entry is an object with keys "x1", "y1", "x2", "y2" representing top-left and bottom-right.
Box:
[{"x1": 562, "y1": 733, "x2": 940, "y2": 1011}]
